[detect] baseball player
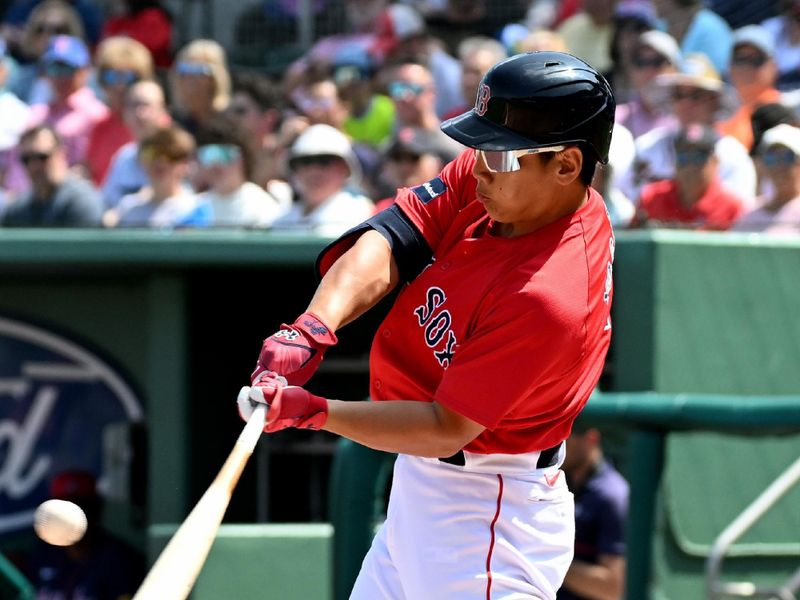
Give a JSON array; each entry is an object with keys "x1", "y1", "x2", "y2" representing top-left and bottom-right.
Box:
[{"x1": 238, "y1": 51, "x2": 616, "y2": 599}]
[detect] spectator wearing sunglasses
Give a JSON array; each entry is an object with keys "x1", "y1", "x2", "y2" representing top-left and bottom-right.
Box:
[
  {"x1": 385, "y1": 60, "x2": 463, "y2": 157},
  {"x1": 734, "y1": 124, "x2": 800, "y2": 234},
  {"x1": 606, "y1": 0, "x2": 661, "y2": 103},
  {"x1": 272, "y1": 123, "x2": 373, "y2": 236},
  {"x1": 1, "y1": 124, "x2": 102, "y2": 226},
  {"x1": 84, "y1": 36, "x2": 154, "y2": 185},
  {"x1": 718, "y1": 26, "x2": 782, "y2": 151},
  {"x1": 103, "y1": 80, "x2": 172, "y2": 210},
  {"x1": 169, "y1": 39, "x2": 230, "y2": 136},
  {"x1": 622, "y1": 53, "x2": 756, "y2": 207},
  {"x1": 109, "y1": 125, "x2": 204, "y2": 228},
  {"x1": 101, "y1": 0, "x2": 174, "y2": 69},
  {"x1": 26, "y1": 34, "x2": 108, "y2": 169},
  {"x1": 633, "y1": 124, "x2": 744, "y2": 230},
  {"x1": 615, "y1": 30, "x2": 681, "y2": 138},
  {"x1": 372, "y1": 4, "x2": 464, "y2": 119},
  {"x1": 3, "y1": 0, "x2": 102, "y2": 48},
  {"x1": 6, "y1": 0, "x2": 86, "y2": 103},
  {"x1": 191, "y1": 114, "x2": 283, "y2": 228}
]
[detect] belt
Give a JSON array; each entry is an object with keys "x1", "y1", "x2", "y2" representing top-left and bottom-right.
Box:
[{"x1": 438, "y1": 442, "x2": 562, "y2": 469}]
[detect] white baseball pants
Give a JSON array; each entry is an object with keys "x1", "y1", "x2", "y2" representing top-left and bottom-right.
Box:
[{"x1": 350, "y1": 448, "x2": 574, "y2": 599}]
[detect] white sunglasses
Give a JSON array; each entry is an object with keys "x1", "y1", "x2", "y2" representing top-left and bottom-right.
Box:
[{"x1": 475, "y1": 145, "x2": 567, "y2": 173}]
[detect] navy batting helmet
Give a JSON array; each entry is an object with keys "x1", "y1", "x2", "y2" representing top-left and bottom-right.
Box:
[{"x1": 441, "y1": 52, "x2": 616, "y2": 163}]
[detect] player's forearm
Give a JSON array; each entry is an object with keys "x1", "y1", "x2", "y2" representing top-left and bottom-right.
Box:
[
  {"x1": 561, "y1": 559, "x2": 624, "y2": 600},
  {"x1": 323, "y1": 399, "x2": 476, "y2": 457},
  {"x1": 306, "y1": 229, "x2": 399, "y2": 331}
]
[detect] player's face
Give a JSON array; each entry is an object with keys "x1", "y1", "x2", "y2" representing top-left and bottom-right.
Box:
[{"x1": 472, "y1": 147, "x2": 585, "y2": 236}]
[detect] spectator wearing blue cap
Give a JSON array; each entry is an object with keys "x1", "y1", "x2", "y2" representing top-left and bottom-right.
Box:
[
  {"x1": 718, "y1": 25, "x2": 782, "y2": 151},
  {"x1": 26, "y1": 34, "x2": 108, "y2": 167}
]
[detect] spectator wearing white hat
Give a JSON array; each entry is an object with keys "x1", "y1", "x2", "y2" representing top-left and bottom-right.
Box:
[
  {"x1": 620, "y1": 53, "x2": 756, "y2": 207},
  {"x1": 734, "y1": 124, "x2": 800, "y2": 234},
  {"x1": 615, "y1": 30, "x2": 681, "y2": 138},
  {"x1": 272, "y1": 124, "x2": 374, "y2": 236},
  {"x1": 718, "y1": 25, "x2": 782, "y2": 151}
]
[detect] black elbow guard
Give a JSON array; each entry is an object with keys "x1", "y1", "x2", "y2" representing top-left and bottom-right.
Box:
[{"x1": 315, "y1": 204, "x2": 433, "y2": 284}]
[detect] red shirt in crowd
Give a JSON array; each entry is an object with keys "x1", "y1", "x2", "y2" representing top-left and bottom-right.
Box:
[
  {"x1": 101, "y1": 8, "x2": 173, "y2": 68},
  {"x1": 636, "y1": 178, "x2": 745, "y2": 230}
]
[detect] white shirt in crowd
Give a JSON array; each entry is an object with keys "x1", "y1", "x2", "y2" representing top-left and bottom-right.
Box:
[
  {"x1": 271, "y1": 189, "x2": 374, "y2": 237},
  {"x1": 199, "y1": 181, "x2": 283, "y2": 227},
  {"x1": 116, "y1": 186, "x2": 201, "y2": 228}
]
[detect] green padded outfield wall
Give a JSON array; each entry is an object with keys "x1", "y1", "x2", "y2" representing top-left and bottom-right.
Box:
[
  {"x1": 2, "y1": 229, "x2": 799, "y2": 600},
  {"x1": 611, "y1": 231, "x2": 800, "y2": 600}
]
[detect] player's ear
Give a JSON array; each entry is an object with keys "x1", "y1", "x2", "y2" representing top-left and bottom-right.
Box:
[{"x1": 554, "y1": 147, "x2": 583, "y2": 186}]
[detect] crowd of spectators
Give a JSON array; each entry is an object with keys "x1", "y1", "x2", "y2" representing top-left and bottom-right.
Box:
[{"x1": 0, "y1": 0, "x2": 799, "y2": 234}]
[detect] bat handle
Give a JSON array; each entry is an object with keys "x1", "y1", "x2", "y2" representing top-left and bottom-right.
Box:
[{"x1": 238, "y1": 400, "x2": 268, "y2": 452}]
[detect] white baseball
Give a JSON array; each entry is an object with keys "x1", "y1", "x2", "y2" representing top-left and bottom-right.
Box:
[{"x1": 33, "y1": 499, "x2": 88, "y2": 546}]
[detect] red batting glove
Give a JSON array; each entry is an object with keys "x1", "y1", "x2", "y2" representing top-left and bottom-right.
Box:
[
  {"x1": 244, "y1": 371, "x2": 329, "y2": 432},
  {"x1": 251, "y1": 312, "x2": 338, "y2": 386}
]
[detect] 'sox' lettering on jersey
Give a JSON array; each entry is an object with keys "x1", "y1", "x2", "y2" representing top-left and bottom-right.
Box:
[
  {"x1": 413, "y1": 286, "x2": 458, "y2": 369},
  {"x1": 411, "y1": 177, "x2": 447, "y2": 205}
]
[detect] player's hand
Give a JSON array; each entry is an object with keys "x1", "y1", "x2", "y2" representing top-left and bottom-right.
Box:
[
  {"x1": 238, "y1": 371, "x2": 329, "y2": 432},
  {"x1": 251, "y1": 312, "x2": 338, "y2": 386}
]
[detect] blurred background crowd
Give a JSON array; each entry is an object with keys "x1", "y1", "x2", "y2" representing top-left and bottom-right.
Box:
[{"x1": 0, "y1": 0, "x2": 799, "y2": 234}]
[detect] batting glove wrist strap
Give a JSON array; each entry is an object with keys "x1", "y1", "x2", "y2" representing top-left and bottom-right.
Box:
[
  {"x1": 251, "y1": 312, "x2": 338, "y2": 386},
  {"x1": 238, "y1": 371, "x2": 329, "y2": 433}
]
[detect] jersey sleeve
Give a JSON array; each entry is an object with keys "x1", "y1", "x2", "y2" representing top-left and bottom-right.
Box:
[
  {"x1": 394, "y1": 149, "x2": 476, "y2": 252},
  {"x1": 435, "y1": 287, "x2": 586, "y2": 430}
]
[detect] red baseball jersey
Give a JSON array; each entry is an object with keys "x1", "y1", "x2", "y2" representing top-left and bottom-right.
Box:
[{"x1": 363, "y1": 150, "x2": 614, "y2": 454}]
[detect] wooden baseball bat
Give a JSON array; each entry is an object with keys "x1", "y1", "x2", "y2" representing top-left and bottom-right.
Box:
[{"x1": 133, "y1": 397, "x2": 267, "y2": 600}]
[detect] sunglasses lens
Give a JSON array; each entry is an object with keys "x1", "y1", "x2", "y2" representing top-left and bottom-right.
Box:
[
  {"x1": 478, "y1": 149, "x2": 520, "y2": 173},
  {"x1": 197, "y1": 144, "x2": 240, "y2": 166}
]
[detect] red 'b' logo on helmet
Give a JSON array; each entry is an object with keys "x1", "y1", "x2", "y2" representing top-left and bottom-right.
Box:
[{"x1": 475, "y1": 83, "x2": 491, "y2": 116}]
